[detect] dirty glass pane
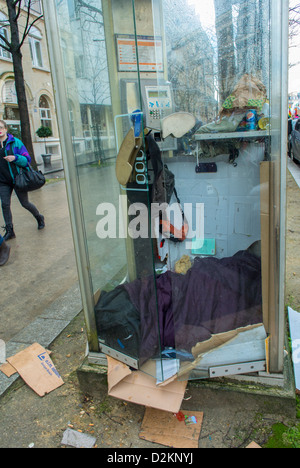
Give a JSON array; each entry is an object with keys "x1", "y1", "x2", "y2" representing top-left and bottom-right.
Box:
[
  {"x1": 53, "y1": 0, "x2": 162, "y2": 377},
  {"x1": 50, "y1": 0, "x2": 281, "y2": 384},
  {"x1": 54, "y1": 0, "x2": 124, "y2": 292},
  {"x1": 150, "y1": 0, "x2": 271, "y2": 381}
]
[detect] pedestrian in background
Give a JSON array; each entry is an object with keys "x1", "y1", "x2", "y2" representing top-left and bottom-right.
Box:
[
  {"x1": 0, "y1": 234, "x2": 10, "y2": 266},
  {"x1": 0, "y1": 120, "x2": 45, "y2": 240}
]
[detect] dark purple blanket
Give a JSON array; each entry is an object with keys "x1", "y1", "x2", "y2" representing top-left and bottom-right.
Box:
[{"x1": 123, "y1": 250, "x2": 262, "y2": 362}]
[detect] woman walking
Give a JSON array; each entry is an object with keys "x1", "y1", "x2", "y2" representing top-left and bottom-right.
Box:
[{"x1": 0, "y1": 120, "x2": 45, "y2": 240}]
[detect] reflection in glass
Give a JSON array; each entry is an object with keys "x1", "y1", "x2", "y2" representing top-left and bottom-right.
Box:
[
  {"x1": 55, "y1": 0, "x2": 125, "y2": 295},
  {"x1": 51, "y1": 0, "x2": 279, "y2": 383},
  {"x1": 152, "y1": 0, "x2": 271, "y2": 380}
]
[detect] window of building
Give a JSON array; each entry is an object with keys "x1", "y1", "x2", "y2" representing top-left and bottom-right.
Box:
[
  {"x1": 0, "y1": 13, "x2": 12, "y2": 60},
  {"x1": 29, "y1": 26, "x2": 43, "y2": 68},
  {"x1": 3, "y1": 107, "x2": 20, "y2": 121},
  {"x1": 39, "y1": 95, "x2": 52, "y2": 129},
  {"x1": 24, "y1": 0, "x2": 42, "y2": 15},
  {"x1": 75, "y1": 55, "x2": 85, "y2": 78},
  {"x1": 2, "y1": 80, "x2": 17, "y2": 104},
  {"x1": 2, "y1": 80, "x2": 20, "y2": 124},
  {"x1": 67, "y1": 0, "x2": 76, "y2": 17}
]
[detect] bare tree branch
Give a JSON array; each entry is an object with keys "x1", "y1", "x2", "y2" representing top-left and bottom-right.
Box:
[
  {"x1": 15, "y1": 0, "x2": 21, "y2": 21},
  {"x1": 76, "y1": 0, "x2": 103, "y2": 17},
  {"x1": 19, "y1": 14, "x2": 43, "y2": 50},
  {"x1": 0, "y1": 27, "x2": 11, "y2": 51}
]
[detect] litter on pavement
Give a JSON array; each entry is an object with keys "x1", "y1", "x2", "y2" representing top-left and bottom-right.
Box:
[
  {"x1": 61, "y1": 427, "x2": 97, "y2": 449},
  {"x1": 0, "y1": 342, "x2": 64, "y2": 397},
  {"x1": 139, "y1": 407, "x2": 204, "y2": 448}
]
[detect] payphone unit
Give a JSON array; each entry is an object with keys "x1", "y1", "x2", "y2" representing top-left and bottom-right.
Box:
[
  {"x1": 120, "y1": 78, "x2": 177, "y2": 151},
  {"x1": 141, "y1": 83, "x2": 173, "y2": 130}
]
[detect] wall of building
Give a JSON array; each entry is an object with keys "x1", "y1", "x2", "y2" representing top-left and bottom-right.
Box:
[{"x1": 0, "y1": 0, "x2": 60, "y2": 163}]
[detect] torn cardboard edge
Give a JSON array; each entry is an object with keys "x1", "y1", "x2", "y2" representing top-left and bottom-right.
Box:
[
  {"x1": 246, "y1": 441, "x2": 262, "y2": 449},
  {"x1": 0, "y1": 361, "x2": 17, "y2": 378},
  {"x1": 106, "y1": 322, "x2": 268, "y2": 401},
  {"x1": 178, "y1": 323, "x2": 266, "y2": 378},
  {"x1": 107, "y1": 356, "x2": 187, "y2": 413},
  {"x1": 0, "y1": 343, "x2": 63, "y2": 397},
  {"x1": 191, "y1": 323, "x2": 263, "y2": 357}
]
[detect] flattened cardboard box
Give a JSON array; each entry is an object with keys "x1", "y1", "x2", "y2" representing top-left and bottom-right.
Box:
[
  {"x1": 0, "y1": 348, "x2": 53, "y2": 378},
  {"x1": 6, "y1": 343, "x2": 64, "y2": 397},
  {"x1": 107, "y1": 356, "x2": 187, "y2": 413},
  {"x1": 246, "y1": 441, "x2": 262, "y2": 449},
  {"x1": 139, "y1": 407, "x2": 204, "y2": 448},
  {"x1": 0, "y1": 361, "x2": 17, "y2": 378}
]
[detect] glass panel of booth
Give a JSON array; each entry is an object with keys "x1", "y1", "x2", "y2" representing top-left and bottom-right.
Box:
[
  {"x1": 52, "y1": 0, "x2": 164, "y2": 378},
  {"x1": 49, "y1": 0, "x2": 280, "y2": 383},
  {"x1": 150, "y1": 0, "x2": 272, "y2": 380}
]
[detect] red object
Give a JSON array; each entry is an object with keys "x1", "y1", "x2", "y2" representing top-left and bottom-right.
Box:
[{"x1": 175, "y1": 411, "x2": 185, "y2": 422}]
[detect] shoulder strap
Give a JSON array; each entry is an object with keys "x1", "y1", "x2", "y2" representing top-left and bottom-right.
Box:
[{"x1": 145, "y1": 131, "x2": 163, "y2": 181}]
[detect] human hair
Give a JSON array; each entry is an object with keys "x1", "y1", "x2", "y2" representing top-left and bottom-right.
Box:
[{"x1": 0, "y1": 120, "x2": 8, "y2": 130}]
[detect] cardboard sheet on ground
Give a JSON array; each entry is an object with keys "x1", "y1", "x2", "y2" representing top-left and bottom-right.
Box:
[
  {"x1": 107, "y1": 356, "x2": 187, "y2": 413},
  {"x1": 0, "y1": 348, "x2": 52, "y2": 378},
  {"x1": 288, "y1": 306, "x2": 300, "y2": 394},
  {"x1": 0, "y1": 361, "x2": 17, "y2": 378},
  {"x1": 246, "y1": 441, "x2": 262, "y2": 448},
  {"x1": 6, "y1": 343, "x2": 64, "y2": 397},
  {"x1": 139, "y1": 408, "x2": 204, "y2": 448}
]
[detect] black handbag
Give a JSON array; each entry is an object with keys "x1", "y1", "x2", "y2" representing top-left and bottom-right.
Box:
[{"x1": 14, "y1": 165, "x2": 46, "y2": 192}]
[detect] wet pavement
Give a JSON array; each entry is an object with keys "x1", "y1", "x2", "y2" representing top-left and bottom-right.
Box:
[{"x1": 0, "y1": 169, "x2": 81, "y2": 397}]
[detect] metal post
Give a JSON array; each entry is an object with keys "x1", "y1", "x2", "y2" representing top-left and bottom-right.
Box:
[
  {"x1": 278, "y1": 0, "x2": 289, "y2": 371},
  {"x1": 269, "y1": 0, "x2": 289, "y2": 373}
]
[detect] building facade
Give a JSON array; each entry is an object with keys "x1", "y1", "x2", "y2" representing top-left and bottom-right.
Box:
[{"x1": 0, "y1": 0, "x2": 60, "y2": 163}]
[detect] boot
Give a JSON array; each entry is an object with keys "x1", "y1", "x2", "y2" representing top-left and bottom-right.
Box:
[
  {"x1": 36, "y1": 214, "x2": 45, "y2": 230},
  {"x1": 0, "y1": 240, "x2": 11, "y2": 266},
  {"x1": 3, "y1": 224, "x2": 16, "y2": 241}
]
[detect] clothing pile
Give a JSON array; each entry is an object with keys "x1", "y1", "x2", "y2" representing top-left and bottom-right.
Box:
[{"x1": 95, "y1": 249, "x2": 262, "y2": 364}]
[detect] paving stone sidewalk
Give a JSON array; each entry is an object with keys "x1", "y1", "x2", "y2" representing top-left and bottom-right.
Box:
[{"x1": 0, "y1": 177, "x2": 82, "y2": 397}]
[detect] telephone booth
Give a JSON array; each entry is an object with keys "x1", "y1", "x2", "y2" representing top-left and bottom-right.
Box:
[{"x1": 43, "y1": 0, "x2": 289, "y2": 386}]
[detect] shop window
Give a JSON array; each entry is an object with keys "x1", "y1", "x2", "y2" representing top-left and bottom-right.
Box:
[
  {"x1": 39, "y1": 95, "x2": 52, "y2": 129},
  {"x1": 29, "y1": 26, "x2": 43, "y2": 68}
]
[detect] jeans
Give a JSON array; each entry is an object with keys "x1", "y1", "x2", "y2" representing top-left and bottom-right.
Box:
[
  {"x1": 0, "y1": 183, "x2": 40, "y2": 226},
  {"x1": 0, "y1": 234, "x2": 3, "y2": 246}
]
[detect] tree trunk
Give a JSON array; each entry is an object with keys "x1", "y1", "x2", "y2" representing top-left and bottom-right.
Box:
[{"x1": 6, "y1": 0, "x2": 37, "y2": 169}]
